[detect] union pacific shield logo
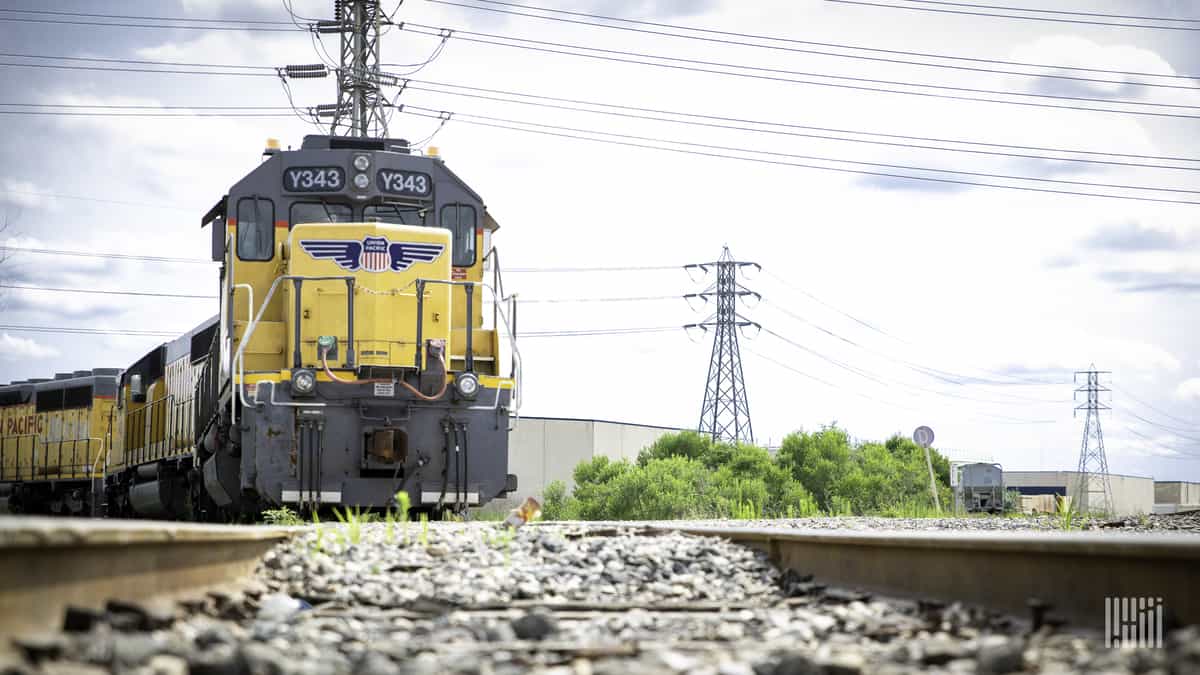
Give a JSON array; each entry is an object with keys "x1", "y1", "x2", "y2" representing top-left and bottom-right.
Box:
[{"x1": 299, "y1": 237, "x2": 444, "y2": 272}]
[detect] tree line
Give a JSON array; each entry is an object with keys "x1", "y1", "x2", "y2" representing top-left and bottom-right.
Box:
[{"x1": 541, "y1": 426, "x2": 953, "y2": 520}]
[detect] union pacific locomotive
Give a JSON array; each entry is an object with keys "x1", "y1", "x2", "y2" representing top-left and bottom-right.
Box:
[{"x1": 0, "y1": 134, "x2": 520, "y2": 519}]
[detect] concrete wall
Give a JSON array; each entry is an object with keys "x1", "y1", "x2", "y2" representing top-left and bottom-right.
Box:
[
  {"x1": 1006, "y1": 471, "x2": 1154, "y2": 516},
  {"x1": 1155, "y1": 481, "x2": 1200, "y2": 508},
  {"x1": 506, "y1": 417, "x2": 685, "y2": 500}
]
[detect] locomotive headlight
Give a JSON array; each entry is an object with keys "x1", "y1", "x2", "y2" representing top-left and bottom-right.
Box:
[
  {"x1": 353, "y1": 154, "x2": 371, "y2": 171},
  {"x1": 455, "y1": 371, "x2": 480, "y2": 399},
  {"x1": 353, "y1": 173, "x2": 370, "y2": 190},
  {"x1": 292, "y1": 369, "x2": 317, "y2": 397}
]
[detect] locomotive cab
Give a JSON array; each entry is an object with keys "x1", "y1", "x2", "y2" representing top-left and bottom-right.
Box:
[{"x1": 199, "y1": 135, "x2": 518, "y2": 515}]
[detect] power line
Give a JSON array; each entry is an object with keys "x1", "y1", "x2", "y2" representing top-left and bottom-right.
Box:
[
  {"x1": 9, "y1": 49, "x2": 1188, "y2": 162},
  {"x1": 825, "y1": 0, "x2": 1200, "y2": 31},
  {"x1": 888, "y1": 0, "x2": 1200, "y2": 23},
  {"x1": 0, "y1": 61, "x2": 277, "y2": 77},
  {"x1": 518, "y1": 294, "x2": 680, "y2": 304},
  {"x1": 0, "y1": 8, "x2": 295, "y2": 25},
  {"x1": 398, "y1": 104, "x2": 1200, "y2": 194},
  {"x1": 1114, "y1": 386, "x2": 1200, "y2": 430},
  {"x1": 399, "y1": 23, "x2": 1200, "y2": 118},
  {"x1": 0, "y1": 14, "x2": 299, "y2": 32},
  {"x1": 432, "y1": 0, "x2": 1198, "y2": 80},
  {"x1": 517, "y1": 326, "x2": 681, "y2": 337},
  {"x1": 396, "y1": 107, "x2": 1200, "y2": 205},
  {"x1": 746, "y1": 347, "x2": 1056, "y2": 423},
  {"x1": 0, "y1": 110, "x2": 294, "y2": 118},
  {"x1": 429, "y1": 0, "x2": 1200, "y2": 90},
  {"x1": 0, "y1": 191, "x2": 190, "y2": 211},
  {"x1": 406, "y1": 81, "x2": 1199, "y2": 172},
  {"x1": 2, "y1": 247, "x2": 212, "y2": 264},
  {"x1": 0, "y1": 324, "x2": 183, "y2": 337},
  {"x1": 0, "y1": 52, "x2": 277, "y2": 71},
  {"x1": 0, "y1": 284, "x2": 214, "y2": 300},
  {"x1": 1121, "y1": 409, "x2": 1200, "y2": 442},
  {"x1": 0, "y1": 102, "x2": 288, "y2": 110},
  {"x1": 507, "y1": 264, "x2": 682, "y2": 273},
  {"x1": 9, "y1": 48, "x2": 1196, "y2": 165}
]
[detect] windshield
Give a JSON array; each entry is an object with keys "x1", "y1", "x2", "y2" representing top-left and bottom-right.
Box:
[
  {"x1": 364, "y1": 203, "x2": 428, "y2": 227},
  {"x1": 290, "y1": 201, "x2": 352, "y2": 226}
]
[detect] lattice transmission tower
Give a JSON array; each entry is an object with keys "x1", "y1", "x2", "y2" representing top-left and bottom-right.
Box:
[
  {"x1": 1073, "y1": 365, "x2": 1113, "y2": 514},
  {"x1": 685, "y1": 247, "x2": 760, "y2": 443},
  {"x1": 281, "y1": 0, "x2": 399, "y2": 138}
]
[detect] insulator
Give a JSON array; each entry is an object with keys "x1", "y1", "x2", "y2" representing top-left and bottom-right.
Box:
[{"x1": 284, "y1": 64, "x2": 329, "y2": 79}]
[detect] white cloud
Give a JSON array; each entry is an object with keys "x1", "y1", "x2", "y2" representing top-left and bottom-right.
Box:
[
  {"x1": 1, "y1": 179, "x2": 45, "y2": 209},
  {"x1": 0, "y1": 333, "x2": 60, "y2": 361},
  {"x1": 1176, "y1": 378, "x2": 1200, "y2": 402}
]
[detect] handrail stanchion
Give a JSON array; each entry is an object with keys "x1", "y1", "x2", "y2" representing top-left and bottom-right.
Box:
[
  {"x1": 345, "y1": 278, "x2": 356, "y2": 368},
  {"x1": 414, "y1": 279, "x2": 426, "y2": 370},
  {"x1": 465, "y1": 283, "x2": 474, "y2": 372}
]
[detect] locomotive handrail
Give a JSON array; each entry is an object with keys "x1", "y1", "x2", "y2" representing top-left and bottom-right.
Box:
[
  {"x1": 232, "y1": 273, "x2": 520, "y2": 413},
  {"x1": 233, "y1": 274, "x2": 357, "y2": 414},
  {"x1": 412, "y1": 279, "x2": 522, "y2": 415},
  {"x1": 230, "y1": 282, "x2": 254, "y2": 430}
]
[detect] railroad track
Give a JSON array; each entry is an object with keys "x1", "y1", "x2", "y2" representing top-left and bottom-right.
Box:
[
  {"x1": 2, "y1": 519, "x2": 1198, "y2": 673},
  {"x1": 0, "y1": 517, "x2": 291, "y2": 641}
]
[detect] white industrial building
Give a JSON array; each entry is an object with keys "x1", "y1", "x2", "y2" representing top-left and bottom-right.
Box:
[
  {"x1": 1004, "y1": 471, "x2": 1155, "y2": 516},
  {"x1": 506, "y1": 416, "x2": 685, "y2": 502},
  {"x1": 1154, "y1": 481, "x2": 1200, "y2": 513}
]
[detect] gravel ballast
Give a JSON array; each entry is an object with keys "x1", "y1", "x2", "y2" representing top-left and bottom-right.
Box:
[{"x1": 8, "y1": 520, "x2": 1200, "y2": 675}]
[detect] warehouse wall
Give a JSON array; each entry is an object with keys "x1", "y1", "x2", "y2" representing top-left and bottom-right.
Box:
[
  {"x1": 1006, "y1": 471, "x2": 1154, "y2": 516},
  {"x1": 1155, "y1": 481, "x2": 1200, "y2": 510},
  {"x1": 505, "y1": 417, "x2": 685, "y2": 500}
]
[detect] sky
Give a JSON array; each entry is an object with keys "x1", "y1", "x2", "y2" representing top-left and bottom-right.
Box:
[{"x1": 0, "y1": 0, "x2": 1197, "y2": 480}]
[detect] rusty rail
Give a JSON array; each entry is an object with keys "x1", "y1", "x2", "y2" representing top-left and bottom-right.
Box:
[
  {"x1": 0, "y1": 518, "x2": 293, "y2": 639},
  {"x1": 668, "y1": 526, "x2": 1200, "y2": 628}
]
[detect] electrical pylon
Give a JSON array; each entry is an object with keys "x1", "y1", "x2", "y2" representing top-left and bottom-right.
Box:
[
  {"x1": 282, "y1": 0, "x2": 397, "y2": 138},
  {"x1": 1074, "y1": 366, "x2": 1113, "y2": 514},
  {"x1": 685, "y1": 247, "x2": 760, "y2": 443}
]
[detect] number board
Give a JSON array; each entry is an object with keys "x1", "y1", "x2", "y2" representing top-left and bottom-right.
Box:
[
  {"x1": 283, "y1": 166, "x2": 345, "y2": 192},
  {"x1": 377, "y1": 169, "x2": 432, "y2": 199}
]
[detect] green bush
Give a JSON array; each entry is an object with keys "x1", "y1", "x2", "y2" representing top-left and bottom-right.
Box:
[
  {"x1": 541, "y1": 480, "x2": 571, "y2": 520},
  {"x1": 545, "y1": 427, "x2": 954, "y2": 521}
]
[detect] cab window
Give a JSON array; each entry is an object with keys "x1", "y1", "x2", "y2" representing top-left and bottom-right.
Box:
[
  {"x1": 290, "y1": 202, "x2": 352, "y2": 227},
  {"x1": 364, "y1": 203, "x2": 428, "y2": 227},
  {"x1": 236, "y1": 197, "x2": 274, "y2": 261},
  {"x1": 440, "y1": 204, "x2": 476, "y2": 267}
]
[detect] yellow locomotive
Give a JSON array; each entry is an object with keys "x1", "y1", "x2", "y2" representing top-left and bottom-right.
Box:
[{"x1": 0, "y1": 135, "x2": 520, "y2": 519}]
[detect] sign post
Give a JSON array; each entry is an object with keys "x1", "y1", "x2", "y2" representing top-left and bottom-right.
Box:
[{"x1": 913, "y1": 426, "x2": 942, "y2": 514}]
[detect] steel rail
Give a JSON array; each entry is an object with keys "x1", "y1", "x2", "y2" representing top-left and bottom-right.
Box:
[
  {"x1": 666, "y1": 526, "x2": 1200, "y2": 628},
  {"x1": 0, "y1": 518, "x2": 294, "y2": 640}
]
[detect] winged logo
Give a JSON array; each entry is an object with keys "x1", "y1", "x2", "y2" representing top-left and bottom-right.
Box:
[{"x1": 299, "y1": 236, "x2": 445, "y2": 272}]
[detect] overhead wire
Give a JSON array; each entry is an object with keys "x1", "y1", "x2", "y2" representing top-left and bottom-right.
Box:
[
  {"x1": 0, "y1": 15, "x2": 298, "y2": 32},
  {"x1": 7, "y1": 50, "x2": 1196, "y2": 165},
  {"x1": 518, "y1": 294, "x2": 680, "y2": 304},
  {"x1": 397, "y1": 23, "x2": 1200, "y2": 119},
  {"x1": 427, "y1": 0, "x2": 1200, "y2": 90},
  {"x1": 824, "y1": 0, "x2": 1200, "y2": 31},
  {"x1": 1, "y1": 247, "x2": 212, "y2": 264},
  {"x1": 431, "y1": 0, "x2": 1198, "y2": 80},
  {"x1": 0, "y1": 191, "x2": 190, "y2": 211},
  {"x1": 395, "y1": 107, "x2": 1200, "y2": 205},
  {"x1": 403, "y1": 80, "x2": 1200, "y2": 172},
  {"x1": 1114, "y1": 386, "x2": 1200, "y2": 430},
  {"x1": 0, "y1": 8, "x2": 295, "y2": 25},
  {"x1": 0, "y1": 284, "x2": 214, "y2": 300},
  {"x1": 0, "y1": 324, "x2": 183, "y2": 337},
  {"x1": 0, "y1": 61, "x2": 278, "y2": 77},
  {"x1": 883, "y1": 0, "x2": 1200, "y2": 23}
]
